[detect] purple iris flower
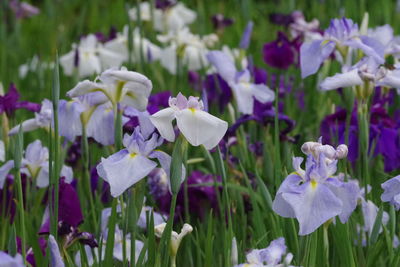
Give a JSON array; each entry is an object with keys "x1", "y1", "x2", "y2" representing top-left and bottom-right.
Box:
[
  {"x1": 90, "y1": 165, "x2": 111, "y2": 204},
  {"x1": 0, "y1": 84, "x2": 41, "y2": 116},
  {"x1": 147, "y1": 91, "x2": 172, "y2": 114},
  {"x1": 211, "y1": 14, "x2": 234, "y2": 31},
  {"x1": 273, "y1": 139, "x2": 359, "y2": 235},
  {"x1": 39, "y1": 178, "x2": 83, "y2": 234},
  {"x1": 381, "y1": 175, "x2": 400, "y2": 210},
  {"x1": 320, "y1": 103, "x2": 400, "y2": 172},
  {"x1": 300, "y1": 17, "x2": 385, "y2": 78},
  {"x1": 263, "y1": 32, "x2": 299, "y2": 70},
  {"x1": 148, "y1": 169, "x2": 220, "y2": 219}
]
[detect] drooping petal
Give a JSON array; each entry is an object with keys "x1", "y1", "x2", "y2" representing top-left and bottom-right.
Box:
[
  {"x1": 86, "y1": 103, "x2": 116, "y2": 146},
  {"x1": 58, "y1": 100, "x2": 85, "y2": 141},
  {"x1": 300, "y1": 40, "x2": 335, "y2": 78},
  {"x1": 8, "y1": 118, "x2": 40, "y2": 135},
  {"x1": 175, "y1": 109, "x2": 228, "y2": 149},
  {"x1": 377, "y1": 69, "x2": 400, "y2": 90},
  {"x1": 326, "y1": 178, "x2": 359, "y2": 222},
  {"x1": 272, "y1": 173, "x2": 303, "y2": 218},
  {"x1": 345, "y1": 36, "x2": 385, "y2": 64},
  {"x1": 67, "y1": 80, "x2": 106, "y2": 99},
  {"x1": 206, "y1": 51, "x2": 237, "y2": 83},
  {"x1": 319, "y1": 68, "x2": 363, "y2": 91},
  {"x1": 250, "y1": 84, "x2": 275, "y2": 104},
  {"x1": 0, "y1": 160, "x2": 14, "y2": 189},
  {"x1": 97, "y1": 150, "x2": 157, "y2": 197},
  {"x1": 48, "y1": 235, "x2": 65, "y2": 267},
  {"x1": 149, "y1": 107, "x2": 176, "y2": 142},
  {"x1": 230, "y1": 83, "x2": 255, "y2": 114},
  {"x1": 282, "y1": 182, "x2": 342, "y2": 235}
]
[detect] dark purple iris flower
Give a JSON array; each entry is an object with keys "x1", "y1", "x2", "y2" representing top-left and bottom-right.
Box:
[
  {"x1": 262, "y1": 32, "x2": 299, "y2": 70},
  {"x1": 94, "y1": 26, "x2": 118, "y2": 43},
  {"x1": 65, "y1": 138, "x2": 81, "y2": 166},
  {"x1": 39, "y1": 178, "x2": 98, "y2": 248},
  {"x1": 0, "y1": 84, "x2": 41, "y2": 116},
  {"x1": 269, "y1": 13, "x2": 294, "y2": 27},
  {"x1": 320, "y1": 103, "x2": 400, "y2": 172},
  {"x1": 211, "y1": 14, "x2": 234, "y2": 31},
  {"x1": 148, "y1": 169, "x2": 220, "y2": 219},
  {"x1": 147, "y1": 91, "x2": 171, "y2": 114},
  {"x1": 188, "y1": 72, "x2": 233, "y2": 113},
  {"x1": 39, "y1": 178, "x2": 83, "y2": 234},
  {"x1": 90, "y1": 165, "x2": 111, "y2": 204},
  {"x1": 155, "y1": 0, "x2": 177, "y2": 10}
]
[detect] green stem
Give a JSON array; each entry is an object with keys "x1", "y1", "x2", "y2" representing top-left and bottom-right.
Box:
[
  {"x1": 81, "y1": 126, "x2": 98, "y2": 230},
  {"x1": 104, "y1": 198, "x2": 118, "y2": 266},
  {"x1": 15, "y1": 169, "x2": 26, "y2": 263}
]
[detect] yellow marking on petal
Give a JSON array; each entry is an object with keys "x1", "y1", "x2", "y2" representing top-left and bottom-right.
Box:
[
  {"x1": 311, "y1": 180, "x2": 318, "y2": 190},
  {"x1": 129, "y1": 153, "x2": 137, "y2": 158},
  {"x1": 189, "y1": 108, "x2": 196, "y2": 113}
]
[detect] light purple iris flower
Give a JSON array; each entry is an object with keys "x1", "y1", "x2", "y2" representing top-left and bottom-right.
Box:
[
  {"x1": 97, "y1": 127, "x2": 185, "y2": 197},
  {"x1": 0, "y1": 251, "x2": 24, "y2": 266},
  {"x1": 381, "y1": 175, "x2": 400, "y2": 210},
  {"x1": 272, "y1": 139, "x2": 359, "y2": 235},
  {"x1": 319, "y1": 56, "x2": 400, "y2": 91},
  {"x1": 207, "y1": 51, "x2": 275, "y2": 114},
  {"x1": 300, "y1": 17, "x2": 385, "y2": 78},
  {"x1": 234, "y1": 237, "x2": 294, "y2": 267}
]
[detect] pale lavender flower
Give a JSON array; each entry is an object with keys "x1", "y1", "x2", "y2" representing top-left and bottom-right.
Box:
[
  {"x1": 97, "y1": 127, "x2": 185, "y2": 197},
  {"x1": 207, "y1": 51, "x2": 274, "y2": 114},
  {"x1": 9, "y1": 99, "x2": 52, "y2": 135},
  {"x1": 300, "y1": 17, "x2": 385, "y2": 78},
  {"x1": 150, "y1": 93, "x2": 228, "y2": 149},
  {"x1": 234, "y1": 237, "x2": 294, "y2": 267},
  {"x1": 381, "y1": 175, "x2": 400, "y2": 210},
  {"x1": 10, "y1": 0, "x2": 40, "y2": 19},
  {"x1": 272, "y1": 139, "x2": 359, "y2": 235},
  {"x1": 67, "y1": 67, "x2": 152, "y2": 111},
  {"x1": 0, "y1": 251, "x2": 24, "y2": 266}
]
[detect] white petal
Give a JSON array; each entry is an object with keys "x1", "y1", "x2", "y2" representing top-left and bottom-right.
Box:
[
  {"x1": 319, "y1": 69, "x2": 363, "y2": 91},
  {"x1": 59, "y1": 50, "x2": 75, "y2": 76},
  {"x1": 251, "y1": 84, "x2": 275, "y2": 103},
  {"x1": 0, "y1": 140, "x2": 4, "y2": 162},
  {"x1": 175, "y1": 109, "x2": 228, "y2": 149},
  {"x1": 8, "y1": 119, "x2": 40, "y2": 136},
  {"x1": 97, "y1": 150, "x2": 157, "y2": 197},
  {"x1": 67, "y1": 80, "x2": 105, "y2": 99},
  {"x1": 230, "y1": 83, "x2": 255, "y2": 114},
  {"x1": 149, "y1": 107, "x2": 176, "y2": 142}
]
